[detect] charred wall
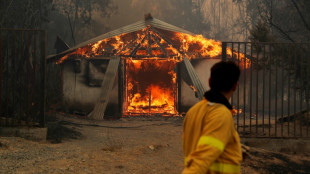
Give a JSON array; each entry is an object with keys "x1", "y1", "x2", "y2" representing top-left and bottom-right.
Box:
[
  {"x1": 61, "y1": 59, "x2": 119, "y2": 115},
  {"x1": 60, "y1": 58, "x2": 223, "y2": 116}
]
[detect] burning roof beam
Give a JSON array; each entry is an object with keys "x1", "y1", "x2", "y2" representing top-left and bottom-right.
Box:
[
  {"x1": 121, "y1": 55, "x2": 177, "y2": 58},
  {"x1": 150, "y1": 27, "x2": 183, "y2": 59},
  {"x1": 150, "y1": 27, "x2": 173, "y2": 46},
  {"x1": 151, "y1": 34, "x2": 168, "y2": 57},
  {"x1": 147, "y1": 29, "x2": 152, "y2": 56},
  {"x1": 130, "y1": 35, "x2": 147, "y2": 57}
]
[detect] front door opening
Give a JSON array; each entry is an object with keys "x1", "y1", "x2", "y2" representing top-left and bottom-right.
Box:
[{"x1": 124, "y1": 58, "x2": 178, "y2": 116}]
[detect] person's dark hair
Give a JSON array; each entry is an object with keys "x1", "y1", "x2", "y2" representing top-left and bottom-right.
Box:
[{"x1": 210, "y1": 61, "x2": 241, "y2": 92}]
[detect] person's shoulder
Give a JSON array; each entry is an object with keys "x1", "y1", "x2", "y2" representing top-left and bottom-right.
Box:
[
  {"x1": 187, "y1": 99, "x2": 207, "y2": 112},
  {"x1": 208, "y1": 103, "x2": 232, "y2": 119}
]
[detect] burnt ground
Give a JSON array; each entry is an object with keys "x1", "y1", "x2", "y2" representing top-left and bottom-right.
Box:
[{"x1": 0, "y1": 113, "x2": 310, "y2": 174}]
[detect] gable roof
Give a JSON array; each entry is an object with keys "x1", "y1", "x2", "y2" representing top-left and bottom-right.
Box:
[{"x1": 47, "y1": 17, "x2": 194, "y2": 63}]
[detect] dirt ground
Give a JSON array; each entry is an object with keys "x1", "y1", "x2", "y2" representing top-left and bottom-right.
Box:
[{"x1": 1, "y1": 113, "x2": 310, "y2": 174}]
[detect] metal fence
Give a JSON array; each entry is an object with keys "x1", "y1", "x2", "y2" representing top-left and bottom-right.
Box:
[
  {"x1": 0, "y1": 29, "x2": 46, "y2": 127},
  {"x1": 222, "y1": 42, "x2": 310, "y2": 138}
]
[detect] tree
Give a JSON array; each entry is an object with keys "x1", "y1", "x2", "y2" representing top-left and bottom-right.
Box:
[
  {"x1": 51, "y1": 0, "x2": 117, "y2": 45},
  {"x1": 245, "y1": 0, "x2": 310, "y2": 42},
  {"x1": 0, "y1": 0, "x2": 50, "y2": 28},
  {"x1": 246, "y1": 0, "x2": 310, "y2": 101}
]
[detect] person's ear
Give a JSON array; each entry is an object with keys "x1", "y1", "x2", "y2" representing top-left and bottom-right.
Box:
[{"x1": 232, "y1": 82, "x2": 238, "y2": 91}]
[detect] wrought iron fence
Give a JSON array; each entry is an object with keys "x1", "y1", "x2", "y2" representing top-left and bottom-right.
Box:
[
  {"x1": 222, "y1": 42, "x2": 310, "y2": 138},
  {"x1": 0, "y1": 28, "x2": 46, "y2": 127}
]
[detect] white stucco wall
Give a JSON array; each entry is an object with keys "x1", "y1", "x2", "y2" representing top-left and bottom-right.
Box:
[
  {"x1": 62, "y1": 59, "x2": 118, "y2": 107},
  {"x1": 62, "y1": 59, "x2": 221, "y2": 112}
]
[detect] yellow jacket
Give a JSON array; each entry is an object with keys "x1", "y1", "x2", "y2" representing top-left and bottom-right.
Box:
[{"x1": 182, "y1": 99, "x2": 242, "y2": 174}]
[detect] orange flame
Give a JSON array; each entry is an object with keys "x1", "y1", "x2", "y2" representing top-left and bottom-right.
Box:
[
  {"x1": 56, "y1": 27, "x2": 251, "y2": 70},
  {"x1": 175, "y1": 33, "x2": 222, "y2": 58},
  {"x1": 174, "y1": 33, "x2": 251, "y2": 68},
  {"x1": 189, "y1": 85, "x2": 197, "y2": 92},
  {"x1": 232, "y1": 107, "x2": 243, "y2": 116},
  {"x1": 127, "y1": 85, "x2": 175, "y2": 114},
  {"x1": 125, "y1": 59, "x2": 177, "y2": 115},
  {"x1": 55, "y1": 27, "x2": 253, "y2": 116}
]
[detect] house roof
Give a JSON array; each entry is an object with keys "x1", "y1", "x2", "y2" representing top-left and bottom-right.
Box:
[{"x1": 47, "y1": 17, "x2": 194, "y2": 63}]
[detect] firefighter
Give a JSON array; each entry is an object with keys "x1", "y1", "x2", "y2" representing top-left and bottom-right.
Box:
[{"x1": 182, "y1": 61, "x2": 242, "y2": 174}]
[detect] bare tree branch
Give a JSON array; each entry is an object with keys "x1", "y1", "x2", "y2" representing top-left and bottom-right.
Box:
[
  {"x1": 269, "y1": 22, "x2": 295, "y2": 42},
  {"x1": 291, "y1": 0, "x2": 310, "y2": 31},
  {"x1": 66, "y1": 11, "x2": 76, "y2": 46}
]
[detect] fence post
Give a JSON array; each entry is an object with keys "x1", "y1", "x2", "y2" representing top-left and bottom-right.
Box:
[
  {"x1": 0, "y1": 33, "x2": 2, "y2": 118},
  {"x1": 222, "y1": 42, "x2": 227, "y2": 61},
  {"x1": 40, "y1": 30, "x2": 46, "y2": 127}
]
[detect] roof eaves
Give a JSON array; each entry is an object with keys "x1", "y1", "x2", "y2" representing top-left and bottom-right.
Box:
[{"x1": 47, "y1": 17, "x2": 196, "y2": 63}]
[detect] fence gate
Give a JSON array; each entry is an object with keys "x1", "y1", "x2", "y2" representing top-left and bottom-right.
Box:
[
  {"x1": 222, "y1": 42, "x2": 310, "y2": 138},
  {"x1": 0, "y1": 29, "x2": 46, "y2": 127}
]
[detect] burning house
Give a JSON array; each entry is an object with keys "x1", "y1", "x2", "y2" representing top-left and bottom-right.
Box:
[{"x1": 48, "y1": 14, "x2": 248, "y2": 120}]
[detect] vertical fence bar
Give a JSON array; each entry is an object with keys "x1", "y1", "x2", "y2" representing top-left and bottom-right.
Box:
[
  {"x1": 26, "y1": 32, "x2": 31, "y2": 123},
  {"x1": 262, "y1": 44, "x2": 266, "y2": 135},
  {"x1": 0, "y1": 32, "x2": 2, "y2": 119},
  {"x1": 305, "y1": 44, "x2": 310, "y2": 137},
  {"x1": 19, "y1": 30, "x2": 23, "y2": 122},
  {"x1": 256, "y1": 44, "x2": 259, "y2": 136},
  {"x1": 243, "y1": 43, "x2": 246, "y2": 132},
  {"x1": 39, "y1": 30, "x2": 46, "y2": 127},
  {"x1": 281, "y1": 44, "x2": 284, "y2": 137},
  {"x1": 268, "y1": 44, "x2": 272, "y2": 137},
  {"x1": 33, "y1": 31, "x2": 37, "y2": 118},
  {"x1": 288, "y1": 44, "x2": 291, "y2": 137},
  {"x1": 250, "y1": 43, "x2": 253, "y2": 133},
  {"x1": 299, "y1": 44, "x2": 303, "y2": 137},
  {"x1": 275, "y1": 44, "x2": 278, "y2": 137},
  {"x1": 6, "y1": 34, "x2": 9, "y2": 119},
  {"x1": 294, "y1": 45, "x2": 297, "y2": 137},
  {"x1": 222, "y1": 42, "x2": 227, "y2": 61},
  {"x1": 13, "y1": 31, "x2": 17, "y2": 125}
]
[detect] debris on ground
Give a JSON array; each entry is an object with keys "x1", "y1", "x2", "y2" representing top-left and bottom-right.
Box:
[{"x1": 0, "y1": 114, "x2": 309, "y2": 174}]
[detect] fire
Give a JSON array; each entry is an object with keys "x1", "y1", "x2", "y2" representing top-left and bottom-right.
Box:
[
  {"x1": 56, "y1": 26, "x2": 251, "y2": 70},
  {"x1": 175, "y1": 33, "x2": 222, "y2": 58},
  {"x1": 227, "y1": 48, "x2": 251, "y2": 69},
  {"x1": 91, "y1": 40, "x2": 103, "y2": 53},
  {"x1": 127, "y1": 85, "x2": 175, "y2": 113},
  {"x1": 232, "y1": 107, "x2": 243, "y2": 116},
  {"x1": 131, "y1": 60, "x2": 142, "y2": 69},
  {"x1": 56, "y1": 54, "x2": 69, "y2": 64},
  {"x1": 54, "y1": 26, "x2": 252, "y2": 116},
  {"x1": 125, "y1": 59, "x2": 177, "y2": 115},
  {"x1": 189, "y1": 85, "x2": 197, "y2": 92},
  {"x1": 174, "y1": 33, "x2": 251, "y2": 68}
]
